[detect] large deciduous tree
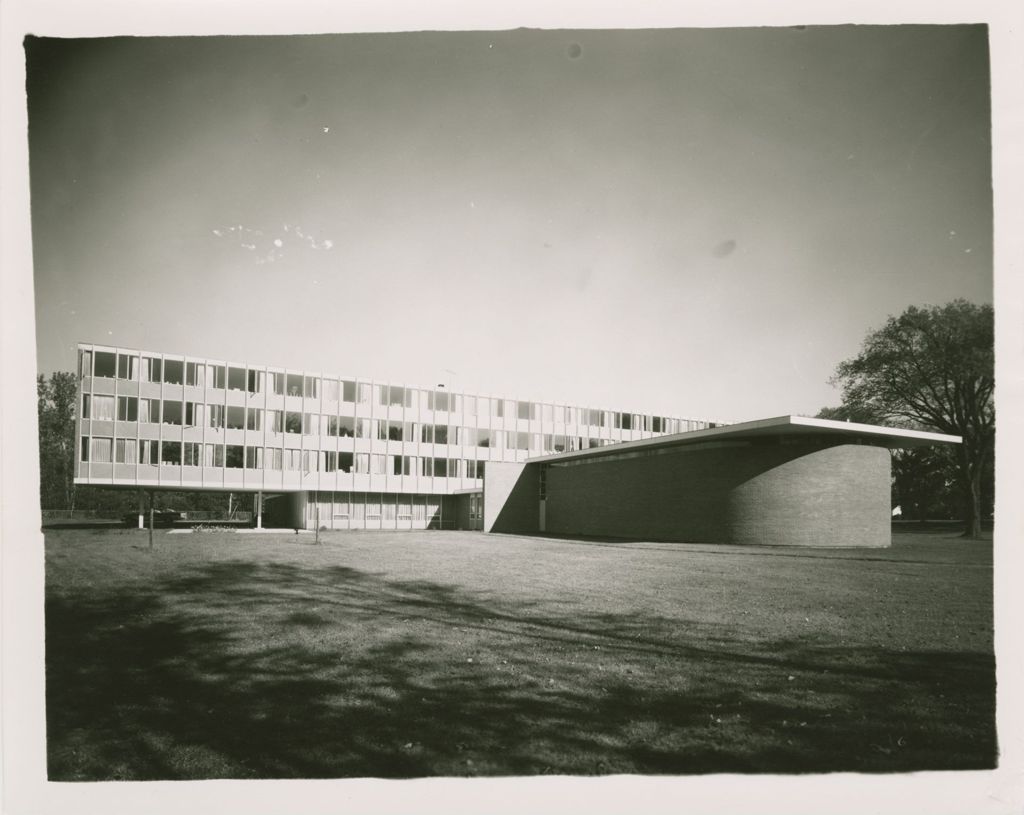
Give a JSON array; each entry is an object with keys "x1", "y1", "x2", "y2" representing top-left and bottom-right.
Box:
[
  {"x1": 829, "y1": 300, "x2": 994, "y2": 538},
  {"x1": 37, "y1": 371, "x2": 79, "y2": 511}
]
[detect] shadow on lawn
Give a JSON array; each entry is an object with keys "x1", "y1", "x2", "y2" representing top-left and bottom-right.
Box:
[{"x1": 46, "y1": 559, "x2": 996, "y2": 780}]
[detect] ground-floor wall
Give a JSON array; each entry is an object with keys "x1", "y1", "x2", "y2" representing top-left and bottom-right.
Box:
[
  {"x1": 535, "y1": 441, "x2": 891, "y2": 547},
  {"x1": 297, "y1": 491, "x2": 479, "y2": 531}
]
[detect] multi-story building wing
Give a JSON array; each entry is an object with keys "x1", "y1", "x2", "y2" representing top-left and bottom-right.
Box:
[{"x1": 73, "y1": 343, "x2": 717, "y2": 530}]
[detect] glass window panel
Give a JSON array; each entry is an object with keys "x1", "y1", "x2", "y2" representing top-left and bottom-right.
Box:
[
  {"x1": 117, "y1": 353, "x2": 138, "y2": 380},
  {"x1": 160, "y1": 441, "x2": 182, "y2": 465},
  {"x1": 90, "y1": 437, "x2": 113, "y2": 463},
  {"x1": 93, "y1": 351, "x2": 116, "y2": 378},
  {"x1": 116, "y1": 438, "x2": 137, "y2": 463},
  {"x1": 162, "y1": 400, "x2": 182, "y2": 425},
  {"x1": 339, "y1": 452, "x2": 354, "y2": 473},
  {"x1": 163, "y1": 359, "x2": 183, "y2": 385},
  {"x1": 342, "y1": 380, "x2": 356, "y2": 402}
]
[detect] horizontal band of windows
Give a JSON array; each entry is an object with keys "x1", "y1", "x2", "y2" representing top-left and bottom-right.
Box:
[{"x1": 79, "y1": 351, "x2": 704, "y2": 433}]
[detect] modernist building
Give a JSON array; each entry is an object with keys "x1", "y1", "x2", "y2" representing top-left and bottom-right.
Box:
[
  {"x1": 73, "y1": 343, "x2": 714, "y2": 531},
  {"x1": 73, "y1": 342, "x2": 961, "y2": 547}
]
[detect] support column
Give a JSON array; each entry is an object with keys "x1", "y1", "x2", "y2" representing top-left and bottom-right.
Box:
[
  {"x1": 256, "y1": 490, "x2": 263, "y2": 529},
  {"x1": 137, "y1": 489, "x2": 145, "y2": 530}
]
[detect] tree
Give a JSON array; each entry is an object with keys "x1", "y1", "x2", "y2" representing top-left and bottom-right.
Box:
[
  {"x1": 829, "y1": 300, "x2": 994, "y2": 538},
  {"x1": 37, "y1": 372, "x2": 79, "y2": 511}
]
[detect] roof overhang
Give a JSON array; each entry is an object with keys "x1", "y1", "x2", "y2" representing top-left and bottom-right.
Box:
[{"x1": 528, "y1": 415, "x2": 961, "y2": 465}]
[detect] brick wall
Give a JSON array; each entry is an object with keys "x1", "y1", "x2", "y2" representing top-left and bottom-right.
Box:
[{"x1": 543, "y1": 442, "x2": 890, "y2": 547}]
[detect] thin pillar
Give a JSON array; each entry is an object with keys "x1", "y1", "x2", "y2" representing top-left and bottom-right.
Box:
[
  {"x1": 256, "y1": 491, "x2": 263, "y2": 529},
  {"x1": 137, "y1": 489, "x2": 145, "y2": 530}
]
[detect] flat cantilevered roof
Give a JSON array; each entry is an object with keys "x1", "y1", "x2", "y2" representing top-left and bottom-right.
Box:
[{"x1": 528, "y1": 415, "x2": 962, "y2": 465}]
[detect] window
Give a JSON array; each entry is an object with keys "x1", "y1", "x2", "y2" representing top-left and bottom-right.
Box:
[
  {"x1": 226, "y1": 406, "x2": 245, "y2": 430},
  {"x1": 245, "y1": 446, "x2": 262, "y2": 469},
  {"x1": 553, "y1": 434, "x2": 567, "y2": 453},
  {"x1": 285, "y1": 448, "x2": 302, "y2": 471},
  {"x1": 342, "y1": 380, "x2": 356, "y2": 402},
  {"x1": 302, "y1": 450, "x2": 314, "y2": 472},
  {"x1": 93, "y1": 352, "x2": 116, "y2": 378},
  {"x1": 432, "y1": 391, "x2": 450, "y2": 412},
  {"x1": 464, "y1": 396, "x2": 477, "y2": 416},
  {"x1": 161, "y1": 441, "x2": 182, "y2": 465},
  {"x1": 303, "y1": 413, "x2": 320, "y2": 435},
  {"x1": 185, "y1": 401, "x2": 203, "y2": 427},
  {"x1": 142, "y1": 356, "x2": 162, "y2": 383},
  {"x1": 420, "y1": 424, "x2": 433, "y2": 444},
  {"x1": 391, "y1": 455, "x2": 404, "y2": 475},
  {"x1": 81, "y1": 395, "x2": 91, "y2": 419},
  {"x1": 448, "y1": 458, "x2": 461, "y2": 478},
  {"x1": 339, "y1": 452, "x2": 354, "y2": 473},
  {"x1": 115, "y1": 438, "x2": 137, "y2": 464},
  {"x1": 366, "y1": 494, "x2": 382, "y2": 519},
  {"x1": 433, "y1": 458, "x2": 448, "y2": 477},
  {"x1": 163, "y1": 359, "x2": 184, "y2": 385},
  {"x1": 186, "y1": 361, "x2": 205, "y2": 387},
  {"x1": 162, "y1": 400, "x2": 183, "y2": 425},
  {"x1": 323, "y1": 379, "x2": 339, "y2": 401},
  {"x1": 477, "y1": 429, "x2": 491, "y2": 448},
  {"x1": 183, "y1": 442, "x2": 201, "y2": 466},
  {"x1": 420, "y1": 457, "x2": 433, "y2": 477},
  {"x1": 246, "y1": 408, "x2": 262, "y2": 431},
  {"x1": 208, "y1": 404, "x2": 225, "y2": 429},
  {"x1": 268, "y1": 410, "x2": 284, "y2": 433},
  {"x1": 621, "y1": 413, "x2": 632, "y2": 430},
  {"x1": 87, "y1": 395, "x2": 115, "y2": 421},
  {"x1": 356, "y1": 418, "x2": 372, "y2": 439},
  {"x1": 322, "y1": 451, "x2": 338, "y2": 472},
  {"x1": 387, "y1": 421, "x2": 403, "y2": 441},
  {"x1": 448, "y1": 426, "x2": 461, "y2": 446},
  {"x1": 372, "y1": 454, "x2": 387, "y2": 475},
  {"x1": 89, "y1": 436, "x2": 111, "y2": 461},
  {"x1": 383, "y1": 499, "x2": 397, "y2": 521},
  {"x1": 204, "y1": 443, "x2": 224, "y2": 467},
  {"x1": 304, "y1": 376, "x2": 318, "y2": 399},
  {"x1": 271, "y1": 372, "x2": 285, "y2": 395},
  {"x1": 357, "y1": 383, "x2": 370, "y2": 404},
  {"x1": 517, "y1": 401, "x2": 533, "y2": 420},
  {"x1": 137, "y1": 439, "x2": 156, "y2": 465},
  {"x1": 264, "y1": 448, "x2": 282, "y2": 470},
  {"x1": 387, "y1": 385, "x2": 409, "y2": 407},
  {"x1": 247, "y1": 369, "x2": 263, "y2": 394},
  {"x1": 542, "y1": 404, "x2": 553, "y2": 422},
  {"x1": 79, "y1": 350, "x2": 92, "y2": 378},
  {"x1": 226, "y1": 367, "x2": 245, "y2": 391},
  {"x1": 285, "y1": 411, "x2": 302, "y2": 434},
  {"x1": 117, "y1": 353, "x2": 139, "y2": 380},
  {"x1": 209, "y1": 365, "x2": 226, "y2": 389},
  {"x1": 225, "y1": 445, "x2": 244, "y2": 468},
  {"x1": 338, "y1": 416, "x2": 355, "y2": 438},
  {"x1": 140, "y1": 398, "x2": 160, "y2": 424},
  {"x1": 355, "y1": 453, "x2": 370, "y2": 474}
]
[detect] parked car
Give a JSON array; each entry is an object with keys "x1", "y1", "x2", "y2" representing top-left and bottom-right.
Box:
[{"x1": 123, "y1": 509, "x2": 183, "y2": 528}]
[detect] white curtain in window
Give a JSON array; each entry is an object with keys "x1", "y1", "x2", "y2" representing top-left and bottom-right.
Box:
[
  {"x1": 92, "y1": 395, "x2": 115, "y2": 421},
  {"x1": 90, "y1": 437, "x2": 113, "y2": 463}
]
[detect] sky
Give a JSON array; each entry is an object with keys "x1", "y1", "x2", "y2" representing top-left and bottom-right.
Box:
[{"x1": 26, "y1": 25, "x2": 992, "y2": 423}]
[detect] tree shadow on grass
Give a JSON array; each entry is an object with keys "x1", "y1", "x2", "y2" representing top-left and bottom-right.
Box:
[{"x1": 46, "y1": 560, "x2": 996, "y2": 780}]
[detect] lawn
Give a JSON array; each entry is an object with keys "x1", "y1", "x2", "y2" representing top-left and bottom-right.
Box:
[{"x1": 44, "y1": 527, "x2": 995, "y2": 779}]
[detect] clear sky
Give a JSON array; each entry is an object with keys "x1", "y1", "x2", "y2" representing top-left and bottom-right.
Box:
[{"x1": 26, "y1": 25, "x2": 992, "y2": 423}]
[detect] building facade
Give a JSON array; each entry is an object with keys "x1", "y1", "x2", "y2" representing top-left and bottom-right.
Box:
[{"x1": 73, "y1": 343, "x2": 716, "y2": 530}]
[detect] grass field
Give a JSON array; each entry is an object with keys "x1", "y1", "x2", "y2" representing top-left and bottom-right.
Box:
[{"x1": 44, "y1": 527, "x2": 995, "y2": 779}]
